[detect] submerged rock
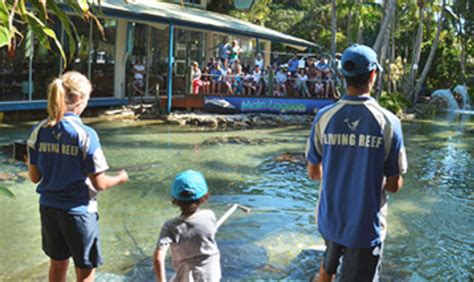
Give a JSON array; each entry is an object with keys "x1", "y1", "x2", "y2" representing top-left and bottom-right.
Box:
[
  {"x1": 273, "y1": 152, "x2": 305, "y2": 164},
  {"x1": 167, "y1": 112, "x2": 313, "y2": 129},
  {"x1": 0, "y1": 173, "x2": 16, "y2": 181},
  {"x1": 196, "y1": 136, "x2": 289, "y2": 148}
]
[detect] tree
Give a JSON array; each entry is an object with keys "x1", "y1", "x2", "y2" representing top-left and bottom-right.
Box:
[
  {"x1": 0, "y1": 0, "x2": 102, "y2": 66},
  {"x1": 330, "y1": 0, "x2": 336, "y2": 57},
  {"x1": 404, "y1": 1, "x2": 425, "y2": 102},
  {"x1": 414, "y1": 0, "x2": 446, "y2": 103},
  {"x1": 372, "y1": 0, "x2": 395, "y2": 55}
]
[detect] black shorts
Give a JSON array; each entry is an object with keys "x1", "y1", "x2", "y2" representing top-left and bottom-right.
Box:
[
  {"x1": 40, "y1": 206, "x2": 103, "y2": 269},
  {"x1": 323, "y1": 239, "x2": 383, "y2": 281}
]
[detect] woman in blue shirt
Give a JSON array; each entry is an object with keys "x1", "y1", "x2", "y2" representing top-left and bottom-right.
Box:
[{"x1": 26, "y1": 71, "x2": 129, "y2": 282}]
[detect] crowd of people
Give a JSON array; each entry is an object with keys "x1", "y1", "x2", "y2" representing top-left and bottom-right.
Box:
[{"x1": 192, "y1": 52, "x2": 340, "y2": 99}]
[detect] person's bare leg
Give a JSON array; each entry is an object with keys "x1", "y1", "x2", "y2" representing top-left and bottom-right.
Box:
[
  {"x1": 49, "y1": 259, "x2": 69, "y2": 282},
  {"x1": 317, "y1": 261, "x2": 335, "y2": 282},
  {"x1": 75, "y1": 267, "x2": 95, "y2": 282}
]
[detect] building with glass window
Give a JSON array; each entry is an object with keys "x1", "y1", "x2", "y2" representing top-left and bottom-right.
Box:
[{"x1": 0, "y1": 0, "x2": 316, "y2": 113}]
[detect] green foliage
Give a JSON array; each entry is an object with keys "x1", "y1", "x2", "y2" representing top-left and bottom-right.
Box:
[
  {"x1": 378, "y1": 92, "x2": 411, "y2": 115},
  {"x1": 0, "y1": 186, "x2": 15, "y2": 199},
  {"x1": 210, "y1": 0, "x2": 473, "y2": 105},
  {"x1": 1, "y1": 0, "x2": 102, "y2": 67}
]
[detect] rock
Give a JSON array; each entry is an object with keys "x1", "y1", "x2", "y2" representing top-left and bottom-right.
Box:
[
  {"x1": 0, "y1": 173, "x2": 17, "y2": 181},
  {"x1": 274, "y1": 152, "x2": 305, "y2": 164},
  {"x1": 198, "y1": 136, "x2": 289, "y2": 147},
  {"x1": 165, "y1": 113, "x2": 314, "y2": 129},
  {"x1": 16, "y1": 171, "x2": 30, "y2": 180}
]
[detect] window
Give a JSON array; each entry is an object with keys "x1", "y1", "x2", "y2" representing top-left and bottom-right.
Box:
[
  {"x1": 90, "y1": 19, "x2": 116, "y2": 97},
  {"x1": 0, "y1": 24, "x2": 30, "y2": 102},
  {"x1": 32, "y1": 15, "x2": 61, "y2": 100}
]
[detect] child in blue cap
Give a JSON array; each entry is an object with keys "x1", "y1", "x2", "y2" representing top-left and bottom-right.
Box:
[{"x1": 153, "y1": 170, "x2": 221, "y2": 282}]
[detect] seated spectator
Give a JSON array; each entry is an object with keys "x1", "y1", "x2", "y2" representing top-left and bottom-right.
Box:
[
  {"x1": 210, "y1": 63, "x2": 223, "y2": 94},
  {"x1": 207, "y1": 57, "x2": 216, "y2": 71},
  {"x1": 275, "y1": 67, "x2": 287, "y2": 97},
  {"x1": 232, "y1": 65, "x2": 245, "y2": 95},
  {"x1": 250, "y1": 65, "x2": 263, "y2": 96},
  {"x1": 254, "y1": 53, "x2": 264, "y2": 69},
  {"x1": 231, "y1": 59, "x2": 242, "y2": 74},
  {"x1": 324, "y1": 71, "x2": 336, "y2": 98},
  {"x1": 288, "y1": 54, "x2": 299, "y2": 76},
  {"x1": 191, "y1": 61, "x2": 202, "y2": 95},
  {"x1": 221, "y1": 60, "x2": 233, "y2": 94},
  {"x1": 201, "y1": 67, "x2": 211, "y2": 94},
  {"x1": 295, "y1": 68, "x2": 310, "y2": 97},
  {"x1": 316, "y1": 57, "x2": 331, "y2": 76},
  {"x1": 314, "y1": 74, "x2": 325, "y2": 98}
]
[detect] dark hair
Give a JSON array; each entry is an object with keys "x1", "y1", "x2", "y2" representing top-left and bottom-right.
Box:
[
  {"x1": 342, "y1": 60, "x2": 375, "y2": 88},
  {"x1": 344, "y1": 72, "x2": 372, "y2": 88},
  {"x1": 172, "y1": 193, "x2": 210, "y2": 216}
]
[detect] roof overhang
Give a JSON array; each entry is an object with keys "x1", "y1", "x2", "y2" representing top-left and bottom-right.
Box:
[{"x1": 93, "y1": 0, "x2": 317, "y2": 49}]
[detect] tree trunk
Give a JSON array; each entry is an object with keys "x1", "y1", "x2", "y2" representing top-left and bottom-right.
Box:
[
  {"x1": 414, "y1": 0, "x2": 445, "y2": 103},
  {"x1": 373, "y1": 0, "x2": 396, "y2": 55},
  {"x1": 330, "y1": 0, "x2": 337, "y2": 57},
  {"x1": 354, "y1": 0, "x2": 363, "y2": 44},
  {"x1": 404, "y1": 2, "x2": 425, "y2": 101},
  {"x1": 459, "y1": 17, "x2": 467, "y2": 84},
  {"x1": 376, "y1": 4, "x2": 393, "y2": 99},
  {"x1": 347, "y1": 3, "x2": 353, "y2": 45}
]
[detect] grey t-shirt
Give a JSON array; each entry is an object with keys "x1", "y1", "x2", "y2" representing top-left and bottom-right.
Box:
[{"x1": 158, "y1": 209, "x2": 221, "y2": 282}]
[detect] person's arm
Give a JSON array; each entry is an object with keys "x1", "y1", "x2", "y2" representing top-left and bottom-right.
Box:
[
  {"x1": 25, "y1": 149, "x2": 41, "y2": 183},
  {"x1": 83, "y1": 129, "x2": 128, "y2": 191},
  {"x1": 153, "y1": 247, "x2": 167, "y2": 282},
  {"x1": 88, "y1": 170, "x2": 128, "y2": 192},
  {"x1": 26, "y1": 157, "x2": 41, "y2": 183},
  {"x1": 384, "y1": 175, "x2": 403, "y2": 193},
  {"x1": 383, "y1": 118, "x2": 408, "y2": 193},
  {"x1": 307, "y1": 162, "x2": 322, "y2": 180}
]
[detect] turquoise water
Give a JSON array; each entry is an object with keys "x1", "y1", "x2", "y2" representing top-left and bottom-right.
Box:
[{"x1": 0, "y1": 112, "x2": 473, "y2": 281}]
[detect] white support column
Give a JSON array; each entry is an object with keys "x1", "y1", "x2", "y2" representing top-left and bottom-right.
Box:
[
  {"x1": 263, "y1": 40, "x2": 271, "y2": 67},
  {"x1": 114, "y1": 19, "x2": 128, "y2": 99}
]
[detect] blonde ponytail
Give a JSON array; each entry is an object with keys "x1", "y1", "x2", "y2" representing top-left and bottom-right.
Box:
[
  {"x1": 47, "y1": 79, "x2": 67, "y2": 126},
  {"x1": 46, "y1": 71, "x2": 92, "y2": 127}
]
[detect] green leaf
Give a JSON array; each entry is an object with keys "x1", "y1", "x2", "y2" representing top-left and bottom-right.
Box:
[
  {"x1": 0, "y1": 1, "x2": 9, "y2": 26},
  {"x1": 49, "y1": 1, "x2": 79, "y2": 60},
  {"x1": 25, "y1": 11, "x2": 66, "y2": 67},
  {"x1": 77, "y1": 0, "x2": 90, "y2": 13},
  {"x1": 0, "y1": 187, "x2": 15, "y2": 199},
  {"x1": 43, "y1": 27, "x2": 67, "y2": 65},
  {"x1": 0, "y1": 26, "x2": 12, "y2": 48}
]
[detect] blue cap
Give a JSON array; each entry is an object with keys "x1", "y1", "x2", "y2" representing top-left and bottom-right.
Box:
[
  {"x1": 171, "y1": 170, "x2": 208, "y2": 202},
  {"x1": 339, "y1": 44, "x2": 383, "y2": 77}
]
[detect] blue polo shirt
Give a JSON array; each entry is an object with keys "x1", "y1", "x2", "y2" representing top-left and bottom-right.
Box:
[
  {"x1": 305, "y1": 95, "x2": 407, "y2": 248},
  {"x1": 27, "y1": 113, "x2": 109, "y2": 214}
]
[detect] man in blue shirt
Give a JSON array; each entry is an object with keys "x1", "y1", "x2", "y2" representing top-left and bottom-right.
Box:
[{"x1": 306, "y1": 45, "x2": 407, "y2": 281}]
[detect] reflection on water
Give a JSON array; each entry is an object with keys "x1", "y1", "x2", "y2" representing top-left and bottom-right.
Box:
[{"x1": 0, "y1": 112, "x2": 473, "y2": 280}]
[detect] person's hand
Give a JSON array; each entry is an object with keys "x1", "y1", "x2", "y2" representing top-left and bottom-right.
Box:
[{"x1": 117, "y1": 170, "x2": 129, "y2": 184}]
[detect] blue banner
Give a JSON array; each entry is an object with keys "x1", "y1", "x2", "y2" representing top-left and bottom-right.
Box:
[{"x1": 204, "y1": 96, "x2": 335, "y2": 115}]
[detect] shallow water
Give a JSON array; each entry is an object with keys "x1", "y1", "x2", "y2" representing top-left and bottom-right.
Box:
[{"x1": 0, "y1": 112, "x2": 473, "y2": 281}]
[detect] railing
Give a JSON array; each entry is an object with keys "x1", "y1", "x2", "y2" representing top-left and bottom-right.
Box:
[{"x1": 191, "y1": 73, "x2": 341, "y2": 98}]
